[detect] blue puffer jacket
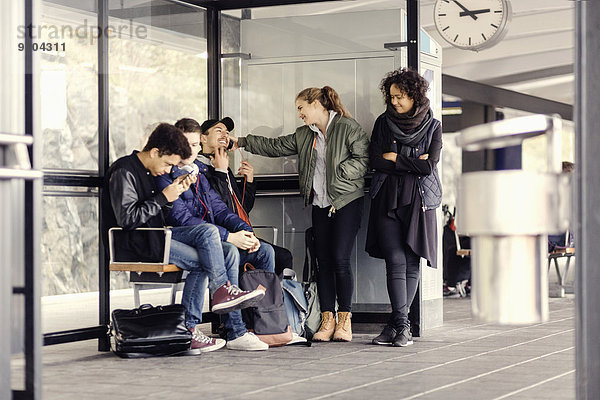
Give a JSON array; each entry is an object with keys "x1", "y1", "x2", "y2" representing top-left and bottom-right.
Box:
[{"x1": 155, "y1": 166, "x2": 252, "y2": 242}]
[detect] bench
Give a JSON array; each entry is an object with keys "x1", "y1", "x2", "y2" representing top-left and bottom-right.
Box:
[
  {"x1": 108, "y1": 226, "x2": 278, "y2": 331},
  {"x1": 108, "y1": 227, "x2": 219, "y2": 331},
  {"x1": 456, "y1": 249, "x2": 471, "y2": 257}
]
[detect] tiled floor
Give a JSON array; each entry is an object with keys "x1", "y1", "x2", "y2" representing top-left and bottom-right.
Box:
[{"x1": 13, "y1": 295, "x2": 575, "y2": 400}]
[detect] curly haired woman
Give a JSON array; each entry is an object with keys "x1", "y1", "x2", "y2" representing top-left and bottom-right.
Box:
[{"x1": 366, "y1": 68, "x2": 442, "y2": 347}]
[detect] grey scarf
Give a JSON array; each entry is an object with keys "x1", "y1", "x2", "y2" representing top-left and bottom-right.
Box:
[
  {"x1": 384, "y1": 97, "x2": 432, "y2": 147},
  {"x1": 385, "y1": 107, "x2": 433, "y2": 157}
]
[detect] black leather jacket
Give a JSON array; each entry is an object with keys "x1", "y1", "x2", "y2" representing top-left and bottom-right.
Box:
[{"x1": 101, "y1": 151, "x2": 170, "y2": 261}]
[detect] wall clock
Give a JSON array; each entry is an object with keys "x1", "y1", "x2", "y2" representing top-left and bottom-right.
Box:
[{"x1": 433, "y1": 0, "x2": 512, "y2": 51}]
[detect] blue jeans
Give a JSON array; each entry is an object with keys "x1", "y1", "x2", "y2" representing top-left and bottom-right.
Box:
[
  {"x1": 169, "y1": 224, "x2": 276, "y2": 341},
  {"x1": 220, "y1": 241, "x2": 276, "y2": 340},
  {"x1": 169, "y1": 224, "x2": 235, "y2": 328}
]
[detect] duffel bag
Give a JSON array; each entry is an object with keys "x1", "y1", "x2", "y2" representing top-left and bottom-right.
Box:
[{"x1": 110, "y1": 303, "x2": 192, "y2": 358}]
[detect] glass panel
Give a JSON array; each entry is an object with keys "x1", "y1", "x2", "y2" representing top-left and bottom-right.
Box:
[
  {"x1": 39, "y1": 1, "x2": 99, "y2": 171},
  {"x1": 282, "y1": 197, "x2": 312, "y2": 274},
  {"x1": 40, "y1": 191, "x2": 108, "y2": 333},
  {"x1": 355, "y1": 197, "x2": 388, "y2": 305},
  {"x1": 242, "y1": 58, "x2": 364, "y2": 175},
  {"x1": 242, "y1": 9, "x2": 402, "y2": 59},
  {"x1": 222, "y1": 14, "x2": 243, "y2": 136},
  {"x1": 356, "y1": 57, "x2": 397, "y2": 135},
  {"x1": 108, "y1": 0, "x2": 207, "y2": 162},
  {"x1": 232, "y1": 7, "x2": 443, "y2": 313},
  {"x1": 235, "y1": 9, "x2": 406, "y2": 176}
]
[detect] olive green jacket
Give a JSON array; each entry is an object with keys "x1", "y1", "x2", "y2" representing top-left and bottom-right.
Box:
[{"x1": 238, "y1": 114, "x2": 370, "y2": 210}]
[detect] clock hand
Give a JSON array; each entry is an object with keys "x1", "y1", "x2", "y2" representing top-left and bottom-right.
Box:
[
  {"x1": 452, "y1": 0, "x2": 477, "y2": 20},
  {"x1": 460, "y1": 8, "x2": 491, "y2": 17}
]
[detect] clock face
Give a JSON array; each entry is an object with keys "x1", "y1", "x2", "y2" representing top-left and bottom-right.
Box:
[{"x1": 434, "y1": 0, "x2": 511, "y2": 51}]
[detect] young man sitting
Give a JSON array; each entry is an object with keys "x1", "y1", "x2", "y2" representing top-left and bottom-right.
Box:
[
  {"x1": 102, "y1": 123, "x2": 265, "y2": 354},
  {"x1": 155, "y1": 125, "x2": 276, "y2": 351},
  {"x1": 174, "y1": 117, "x2": 294, "y2": 276}
]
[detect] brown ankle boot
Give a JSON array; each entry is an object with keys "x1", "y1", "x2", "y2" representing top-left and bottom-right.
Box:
[
  {"x1": 312, "y1": 311, "x2": 336, "y2": 342},
  {"x1": 333, "y1": 311, "x2": 352, "y2": 342}
]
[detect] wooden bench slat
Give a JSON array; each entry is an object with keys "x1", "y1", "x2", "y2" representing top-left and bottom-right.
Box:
[
  {"x1": 549, "y1": 247, "x2": 575, "y2": 256},
  {"x1": 456, "y1": 249, "x2": 472, "y2": 257},
  {"x1": 109, "y1": 263, "x2": 182, "y2": 273}
]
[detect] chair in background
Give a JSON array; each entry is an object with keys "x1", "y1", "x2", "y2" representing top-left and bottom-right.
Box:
[{"x1": 548, "y1": 231, "x2": 575, "y2": 298}]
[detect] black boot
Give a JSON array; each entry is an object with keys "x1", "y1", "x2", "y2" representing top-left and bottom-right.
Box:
[
  {"x1": 372, "y1": 325, "x2": 397, "y2": 346},
  {"x1": 392, "y1": 326, "x2": 413, "y2": 347}
]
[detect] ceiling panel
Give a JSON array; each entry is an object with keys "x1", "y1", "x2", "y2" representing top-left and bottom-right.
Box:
[{"x1": 237, "y1": 0, "x2": 576, "y2": 106}]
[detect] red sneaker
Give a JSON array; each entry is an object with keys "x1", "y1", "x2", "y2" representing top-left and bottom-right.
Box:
[
  {"x1": 211, "y1": 282, "x2": 265, "y2": 314},
  {"x1": 187, "y1": 326, "x2": 226, "y2": 354}
]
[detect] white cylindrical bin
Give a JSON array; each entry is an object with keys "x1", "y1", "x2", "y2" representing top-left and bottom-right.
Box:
[
  {"x1": 470, "y1": 236, "x2": 548, "y2": 324},
  {"x1": 456, "y1": 115, "x2": 569, "y2": 325}
]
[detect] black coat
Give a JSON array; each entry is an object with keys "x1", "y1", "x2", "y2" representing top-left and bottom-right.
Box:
[
  {"x1": 196, "y1": 156, "x2": 256, "y2": 215},
  {"x1": 365, "y1": 112, "x2": 442, "y2": 268}
]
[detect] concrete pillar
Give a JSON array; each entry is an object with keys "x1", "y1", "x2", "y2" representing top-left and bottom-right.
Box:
[{"x1": 575, "y1": 1, "x2": 600, "y2": 399}]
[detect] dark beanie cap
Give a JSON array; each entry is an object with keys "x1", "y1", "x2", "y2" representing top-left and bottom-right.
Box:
[{"x1": 200, "y1": 117, "x2": 234, "y2": 134}]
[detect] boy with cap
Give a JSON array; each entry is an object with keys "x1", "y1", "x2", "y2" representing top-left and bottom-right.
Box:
[
  {"x1": 155, "y1": 122, "x2": 276, "y2": 351},
  {"x1": 175, "y1": 117, "x2": 294, "y2": 276}
]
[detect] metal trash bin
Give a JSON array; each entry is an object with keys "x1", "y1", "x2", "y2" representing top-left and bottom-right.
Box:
[{"x1": 456, "y1": 114, "x2": 570, "y2": 324}]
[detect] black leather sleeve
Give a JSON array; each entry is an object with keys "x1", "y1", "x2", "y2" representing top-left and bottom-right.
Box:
[{"x1": 109, "y1": 168, "x2": 168, "y2": 229}]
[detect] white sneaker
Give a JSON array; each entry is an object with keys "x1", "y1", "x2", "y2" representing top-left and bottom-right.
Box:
[
  {"x1": 288, "y1": 332, "x2": 308, "y2": 345},
  {"x1": 226, "y1": 332, "x2": 268, "y2": 351}
]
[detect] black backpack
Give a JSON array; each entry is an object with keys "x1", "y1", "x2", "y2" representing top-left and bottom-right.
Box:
[{"x1": 239, "y1": 267, "x2": 293, "y2": 347}]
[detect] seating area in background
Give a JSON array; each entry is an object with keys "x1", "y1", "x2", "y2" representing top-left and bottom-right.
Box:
[
  {"x1": 442, "y1": 206, "x2": 575, "y2": 299},
  {"x1": 442, "y1": 205, "x2": 471, "y2": 299}
]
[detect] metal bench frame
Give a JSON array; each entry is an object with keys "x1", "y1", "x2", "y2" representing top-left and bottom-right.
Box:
[{"x1": 108, "y1": 227, "x2": 184, "y2": 307}]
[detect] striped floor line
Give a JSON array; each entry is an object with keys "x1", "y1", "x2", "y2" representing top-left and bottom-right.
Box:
[
  {"x1": 305, "y1": 332, "x2": 574, "y2": 400},
  {"x1": 490, "y1": 369, "x2": 575, "y2": 400},
  {"x1": 226, "y1": 317, "x2": 574, "y2": 399},
  {"x1": 400, "y1": 347, "x2": 574, "y2": 400}
]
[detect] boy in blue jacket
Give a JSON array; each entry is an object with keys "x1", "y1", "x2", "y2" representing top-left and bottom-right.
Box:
[{"x1": 155, "y1": 127, "x2": 275, "y2": 351}]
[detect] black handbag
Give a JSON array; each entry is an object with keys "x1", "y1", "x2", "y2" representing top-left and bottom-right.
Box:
[{"x1": 110, "y1": 304, "x2": 192, "y2": 358}]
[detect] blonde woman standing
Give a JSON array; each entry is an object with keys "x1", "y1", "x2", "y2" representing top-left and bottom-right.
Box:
[{"x1": 232, "y1": 86, "x2": 369, "y2": 342}]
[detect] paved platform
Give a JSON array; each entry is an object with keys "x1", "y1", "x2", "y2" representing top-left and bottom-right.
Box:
[{"x1": 12, "y1": 295, "x2": 575, "y2": 400}]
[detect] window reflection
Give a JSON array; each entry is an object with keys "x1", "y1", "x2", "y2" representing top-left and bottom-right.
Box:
[
  {"x1": 41, "y1": 191, "x2": 104, "y2": 332},
  {"x1": 39, "y1": 2, "x2": 99, "y2": 171},
  {"x1": 108, "y1": 1, "x2": 207, "y2": 162},
  {"x1": 38, "y1": 1, "x2": 209, "y2": 333}
]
